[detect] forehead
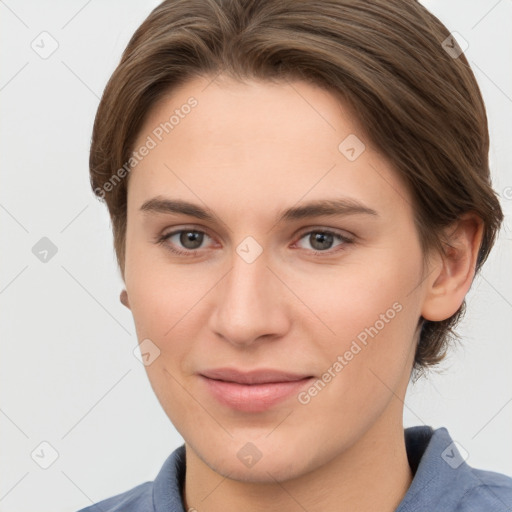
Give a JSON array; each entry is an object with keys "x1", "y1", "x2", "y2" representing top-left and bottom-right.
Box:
[
  {"x1": 135, "y1": 74, "x2": 358, "y2": 155},
  {"x1": 126, "y1": 75, "x2": 411, "y2": 221}
]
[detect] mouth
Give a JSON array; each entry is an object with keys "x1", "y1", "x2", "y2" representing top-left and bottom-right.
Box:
[{"x1": 199, "y1": 368, "x2": 315, "y2": 412}]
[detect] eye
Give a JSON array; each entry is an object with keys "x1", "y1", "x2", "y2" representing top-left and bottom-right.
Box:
[
  {"x1": 294, "y1": 229, "x2": 353, "y2": 254},
  {"x1": 154, "y1": 227, "x2": 353, "y2": 257},
  {"x1": 155, "y1": 228, "x2": 213, "y2": 255}
]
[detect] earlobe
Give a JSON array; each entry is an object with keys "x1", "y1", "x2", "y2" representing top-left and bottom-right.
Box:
[
  {"x1": 120, "y1": 289, "x2": 131, "y2": 309},
  {"x1": 421, "y1": 214, "x2": 484, "y2": 322}
]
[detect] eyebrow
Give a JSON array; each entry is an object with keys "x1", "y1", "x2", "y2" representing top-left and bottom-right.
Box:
[{"x1": 139, "y1": 196, "x2": 378, "y2": 223}]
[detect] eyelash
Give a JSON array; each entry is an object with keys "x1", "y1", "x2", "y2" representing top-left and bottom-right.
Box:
[{"x1": 154, "y1": 227, "x2": 354, "y2": 258}]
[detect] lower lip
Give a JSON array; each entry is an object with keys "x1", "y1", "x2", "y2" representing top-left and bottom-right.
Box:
[{"x1": 200, "y1": 375, "x2": 314, "y2": 412}]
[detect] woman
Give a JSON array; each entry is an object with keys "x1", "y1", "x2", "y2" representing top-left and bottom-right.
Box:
[{"x1": 80, "y1": 0, "x2": 512, "y2": 510}]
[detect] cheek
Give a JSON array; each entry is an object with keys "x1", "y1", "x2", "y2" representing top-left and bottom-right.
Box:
[
  {"x1": 291, "y1": 248, "x2": 421, "y2": 381},
  {"x1": 126, "y1": 245, "x2": 204, "y2": 336},
  {"x1": 126, "y1": 261, "x2": 209, "y2": 425},
  {"x1": 126, "y1": 255, "x2": 223, "y2": 396},
  {"x1": 288, "y1": 264, "x2": 418, "y2": 438}
]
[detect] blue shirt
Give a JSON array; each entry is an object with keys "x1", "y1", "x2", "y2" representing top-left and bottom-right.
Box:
[{"x1": 77, "y1": 425, "x2": 512, "y2": 511}]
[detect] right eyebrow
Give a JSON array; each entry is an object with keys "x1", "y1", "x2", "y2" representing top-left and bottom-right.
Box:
[{"x1": 140, "y1": 197, "x2": 215, "y2": 221}]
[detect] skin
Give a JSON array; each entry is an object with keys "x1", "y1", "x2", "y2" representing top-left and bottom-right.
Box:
[{"x1": 120, "y1": 75, "x2": 483, "y2": 512}]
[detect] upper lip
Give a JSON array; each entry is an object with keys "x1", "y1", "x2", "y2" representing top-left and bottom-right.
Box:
[{"x1": 200, "y1": 368, "x2": 313, "y2": 385}]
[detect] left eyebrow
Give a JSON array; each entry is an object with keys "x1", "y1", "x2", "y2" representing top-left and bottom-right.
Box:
[
  {"x1": 139, "y1": 196, "x2": 378, "y2": 222},
  {"x1": 277, "y1": 198, "x2": 378, "y2": 222}
]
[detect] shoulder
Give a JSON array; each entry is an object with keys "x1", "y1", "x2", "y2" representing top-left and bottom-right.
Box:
[
  {"x1": 458, "y1": 465, "x2": 512, "y2": 510},
  {"x1": 74, "y1": 445, "x2": 187, "y2": 512},
  {"x1": 76, "y1": 482, "x2": 154, "y2": 512},
  {"x1": 399, "y1": 426, "x2": 512, "y2": 511}
]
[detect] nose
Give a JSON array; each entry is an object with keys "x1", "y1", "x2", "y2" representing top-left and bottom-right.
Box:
[{"x1": 207, "y1": 244, "x2": 290, "y2": 349}]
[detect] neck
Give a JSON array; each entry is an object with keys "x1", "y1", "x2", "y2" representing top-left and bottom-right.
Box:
[{"x1": 182, "y1": 404, "x2": 413, "y2": 512}]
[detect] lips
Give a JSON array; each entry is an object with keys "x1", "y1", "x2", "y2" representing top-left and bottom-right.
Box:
[
  {"x1": 199, "y1": 368, "x2": 314, "y2": 412},
  {"x1": 200, "y1": 367, "x2": 312, "y2": 384}
]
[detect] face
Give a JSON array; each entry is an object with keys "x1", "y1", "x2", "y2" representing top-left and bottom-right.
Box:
[{"x1": 124, "y1": 75, "x2": 428, "y2": 482}]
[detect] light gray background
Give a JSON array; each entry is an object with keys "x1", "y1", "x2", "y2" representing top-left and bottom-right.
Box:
[{"x1": 1, "y1": 1, "x2": 511, "y2": 511}]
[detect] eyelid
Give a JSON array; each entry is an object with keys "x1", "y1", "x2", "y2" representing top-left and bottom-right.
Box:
[
  {"x1": 294, "y1": 225, "x2": 355, "y2": 242},
  {"x1": 160, "y1": 224, "x2": 215, "y2": 239}
]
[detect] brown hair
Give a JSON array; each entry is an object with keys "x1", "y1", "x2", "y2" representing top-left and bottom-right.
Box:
[{"x1": 89, "y1": 0, "x2": 503, "y2": 374}]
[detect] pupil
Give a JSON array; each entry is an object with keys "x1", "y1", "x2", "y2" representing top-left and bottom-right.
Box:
[
  {"x1": 312, "y1": 232, "x2": 333, "y2": 250},
  {"x1": 180, "y1": 231, "x2": 203, "y2": 249}
]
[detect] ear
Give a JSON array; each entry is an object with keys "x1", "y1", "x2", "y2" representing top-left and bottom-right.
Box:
[
  {"x1": 421, "y1": 213, "x2": 484, "y2": 321},
  {"x1": 120, "y1": 289, "x2": 131, "y2": 309}
]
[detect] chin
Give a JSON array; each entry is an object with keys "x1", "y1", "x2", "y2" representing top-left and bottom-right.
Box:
[
  {"x1": 211, "y1": 454, "x2": 309, "y2": 484},
  {"x1": 189, "y1": 435, "x2": 321, "y2": 484}
]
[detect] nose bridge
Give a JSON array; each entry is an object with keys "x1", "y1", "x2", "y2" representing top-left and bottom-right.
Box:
[{"x1": 209, "y1": 238, "x2": 287, "y2": 346}]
